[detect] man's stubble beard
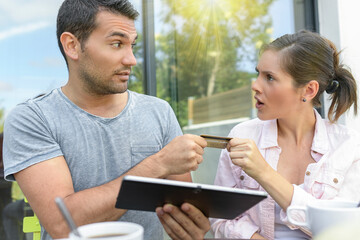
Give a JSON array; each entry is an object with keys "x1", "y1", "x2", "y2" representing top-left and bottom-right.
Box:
[{"x1": 79, "y1": 61, "x2": 129, "y2": 96}]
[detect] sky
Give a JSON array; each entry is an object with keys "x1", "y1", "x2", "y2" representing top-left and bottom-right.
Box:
[
  {"x1": 0, "y1": 0, "x2": 140, "y2": 117},
  {"x1": 0, "y1": 0, "x2": 292, "y2": 117},
  {"x1": 0, "y1": 0, "x2": 66, "y2": 116}
]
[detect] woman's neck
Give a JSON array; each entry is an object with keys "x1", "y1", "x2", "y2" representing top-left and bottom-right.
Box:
[{"x1": 277, "y1": 108, "x2": 316, "y2": 146}]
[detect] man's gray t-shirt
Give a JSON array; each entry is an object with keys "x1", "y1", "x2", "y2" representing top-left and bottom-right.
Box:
[{"x1": 3, "y1": 88, "x2": 182, "y2": 240}]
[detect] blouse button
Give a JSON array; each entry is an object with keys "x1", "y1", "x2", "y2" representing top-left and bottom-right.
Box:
[
  {"x1": 305, "y1": 171, "x2": 311, "y2": 176},
  {"x1": 240, "y1": 175, "x2": 245, "y2": 180},
  {"x1": 333, "y1": 178, "x2": 339, "y2": 184}
]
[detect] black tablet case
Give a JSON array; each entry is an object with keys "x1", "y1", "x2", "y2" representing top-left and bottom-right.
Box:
[{"x1": 115, "y1": 176, "x2": 267, "y2": 219}]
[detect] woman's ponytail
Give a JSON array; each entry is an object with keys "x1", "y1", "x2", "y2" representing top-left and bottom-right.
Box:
[{"x1": 327, "y1": 42, "x2": 358, "y2": 122}]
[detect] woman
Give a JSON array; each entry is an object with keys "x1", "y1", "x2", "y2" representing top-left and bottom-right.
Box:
[{"x1": 210, "y1": 30, "x2": 360, "y2": 239}]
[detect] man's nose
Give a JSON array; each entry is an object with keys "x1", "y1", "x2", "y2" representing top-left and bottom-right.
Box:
[{"x1": 122, "y1": 48, "x2": 137, "y2": 67}]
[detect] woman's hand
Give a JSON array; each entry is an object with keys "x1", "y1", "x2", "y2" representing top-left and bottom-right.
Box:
[
  {"x1": 228, "y1": 138, "x2": 294, "y2": 210},
  {"x1": 227, "y1": 138, "x2": 272, "y2": 180},
  {"x1": 251, "y1": 232, "x2": 267, "y2": 239}
]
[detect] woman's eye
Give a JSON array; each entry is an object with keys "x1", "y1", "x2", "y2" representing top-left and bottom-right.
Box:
[{"x1": 266, "y1": 74, "x2": 274, "y2": 81}]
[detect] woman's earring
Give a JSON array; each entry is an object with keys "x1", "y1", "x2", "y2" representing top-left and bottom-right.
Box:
[{"x1": 302, "y1": 98, "x2": 307, "y2": 102}]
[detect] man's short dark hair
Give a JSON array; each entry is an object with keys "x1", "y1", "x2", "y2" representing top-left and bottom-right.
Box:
[{"x1": 56, "y1": 0, "x2": 139, "y2": 66}]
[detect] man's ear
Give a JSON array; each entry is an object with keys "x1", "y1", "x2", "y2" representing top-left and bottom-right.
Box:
[
  {"x1": 302, "y1": 80, "x2": 319, "y2": 101},
  {"x1": 60, "y1": 32, "x2": 81, "y2": 61}
]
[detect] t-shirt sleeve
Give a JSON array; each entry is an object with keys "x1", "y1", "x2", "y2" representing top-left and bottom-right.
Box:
[
  {"x1": 163, "y1": 103, "x2": 182, "y2": 146},
  {"x1": 3, "y1": 103, "x2": 63, "y2": 181}
]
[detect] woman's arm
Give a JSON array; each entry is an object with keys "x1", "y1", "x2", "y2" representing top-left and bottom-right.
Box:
[
  {"x1": 211, "y1": 215, "x2": 261, "y2": 239},
  {"x1": 228, "y1": 138, "x2": 294, "y2": 210},
  {"x1": 251, "y1": 232, "x2": 267, "y2": 239},
  {"x1": 228, "y1": 136, "x2": 360, "y2": 237},
  {"x1": 211, "y1": 148, "x2": 261, "y2": 239}
]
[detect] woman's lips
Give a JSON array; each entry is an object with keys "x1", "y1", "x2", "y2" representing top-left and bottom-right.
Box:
[
  {"x1": 255, "y1": 97, "x2": 264, "y2": 109},
  {"x1": 256, "y1": 101, "x2": 264, "y2": 109}
]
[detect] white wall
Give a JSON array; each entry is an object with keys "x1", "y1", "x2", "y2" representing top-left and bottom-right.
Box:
[{"x1": 318, "y1": 0, "x2": 360, "y2": 132}]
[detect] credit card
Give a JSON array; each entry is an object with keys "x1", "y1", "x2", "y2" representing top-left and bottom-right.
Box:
[{"x1": 200, "y1": 134, "x2": 232, "y2": 149}]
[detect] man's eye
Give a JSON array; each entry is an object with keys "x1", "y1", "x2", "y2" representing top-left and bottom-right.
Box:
[
  {"x1": 112, "y1": 42, "x2": 122, "y2": 48},
  {"x1": 131, "y1": 43, "x2": 137, "y2": 49}
]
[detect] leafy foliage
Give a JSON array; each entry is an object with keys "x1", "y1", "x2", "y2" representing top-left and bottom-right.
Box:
[
  {"x1": 155, "y1": 0, "x2": 274, "y2": 126},
  {"x1": 0, "y1": 107, "x2": 4, "y2": 133},
  {"x1": 128, "y1": 33, "x2": 144, "y2": 93}
]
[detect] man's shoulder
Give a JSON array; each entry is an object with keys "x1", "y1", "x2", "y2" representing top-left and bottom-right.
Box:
[
  {"x1": 5, "y1": 89, "x2": 60, "y2": 121},
  {"x1": 15, "y1": 89, "x2": 58, "y2": 107},
  {"x1": 129, "y1": 90, "x2": 171, "y2": 108}
]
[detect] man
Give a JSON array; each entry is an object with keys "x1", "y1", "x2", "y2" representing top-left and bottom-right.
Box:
[{"x1": 2, "y1": 0, "x2": 209, "y2": 239}]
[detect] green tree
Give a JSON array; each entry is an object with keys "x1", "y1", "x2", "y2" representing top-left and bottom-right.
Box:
[
  {"x1": 155, "y1": 0, "x2": 274, "y2": 126},
  {"x1": 128, "y1": 33, "x2": 144, "y2": 93},
  {"x1": 0, "y1": 107, "x2": 4, "y2": 132}
]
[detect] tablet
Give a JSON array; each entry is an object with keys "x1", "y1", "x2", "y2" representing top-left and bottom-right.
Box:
[{"x1": 115, "y1": 175, "x2": 267, "y2": 219}]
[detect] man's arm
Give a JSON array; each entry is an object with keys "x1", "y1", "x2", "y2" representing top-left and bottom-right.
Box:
[
  {"x1": 15, "y1": 134, "x2": 206, "y2": 238},
  {"x1": 167, "y1": 172, "x2": 192, "y2": 182}
]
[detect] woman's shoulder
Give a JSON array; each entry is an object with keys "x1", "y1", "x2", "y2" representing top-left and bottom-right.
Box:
[
  {"x1": 322, "y1": 120, "x2": 360, "y2": 154},
  {"x1": 324, "y1": 119, "x2": 360, "y2": 140},
  {"x1": 228, "y1": 118, "x2": 271, "y2": 138}
]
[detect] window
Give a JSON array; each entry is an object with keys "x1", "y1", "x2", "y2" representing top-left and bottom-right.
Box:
[
  {"x1": 0, "y1": 1, "x2": 145, "y2": 239},
  {"x1": 0, "y1": 1, "x2": 318, "y2": 239},
  {"x1": 151, "y1": 0, "x2": 318, "y2": 184}
]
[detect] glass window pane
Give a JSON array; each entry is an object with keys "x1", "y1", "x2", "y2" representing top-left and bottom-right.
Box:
[
  {"x1": 0, "y1": 1, "x2": 144, "y2": 118},
  {"x1": 0, "y1": 1, "x2": 66, "y2": 119},
  {"x1": 129, "y1": 0, "x2": 145, "y2": 94},
  {"x1": 0, "y1": 2, "x2": 65, "y2": 237},
  {"x1": 153, "y1": 0, "x2": 309, "y2": 185},
  {"x1": 0, "y1": 2, "x2": 144, "y2": 239}
]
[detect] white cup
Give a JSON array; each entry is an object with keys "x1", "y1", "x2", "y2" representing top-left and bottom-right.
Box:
[
  {"x1": 68, "y1": 221, "x2": 144, "y2": 240},
  {"x1": 287, "y1": 200, "x2": 360, "y2": 237},
  {"x1": 313, "y1": 219, "x2": 360, "y2": 240}
]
